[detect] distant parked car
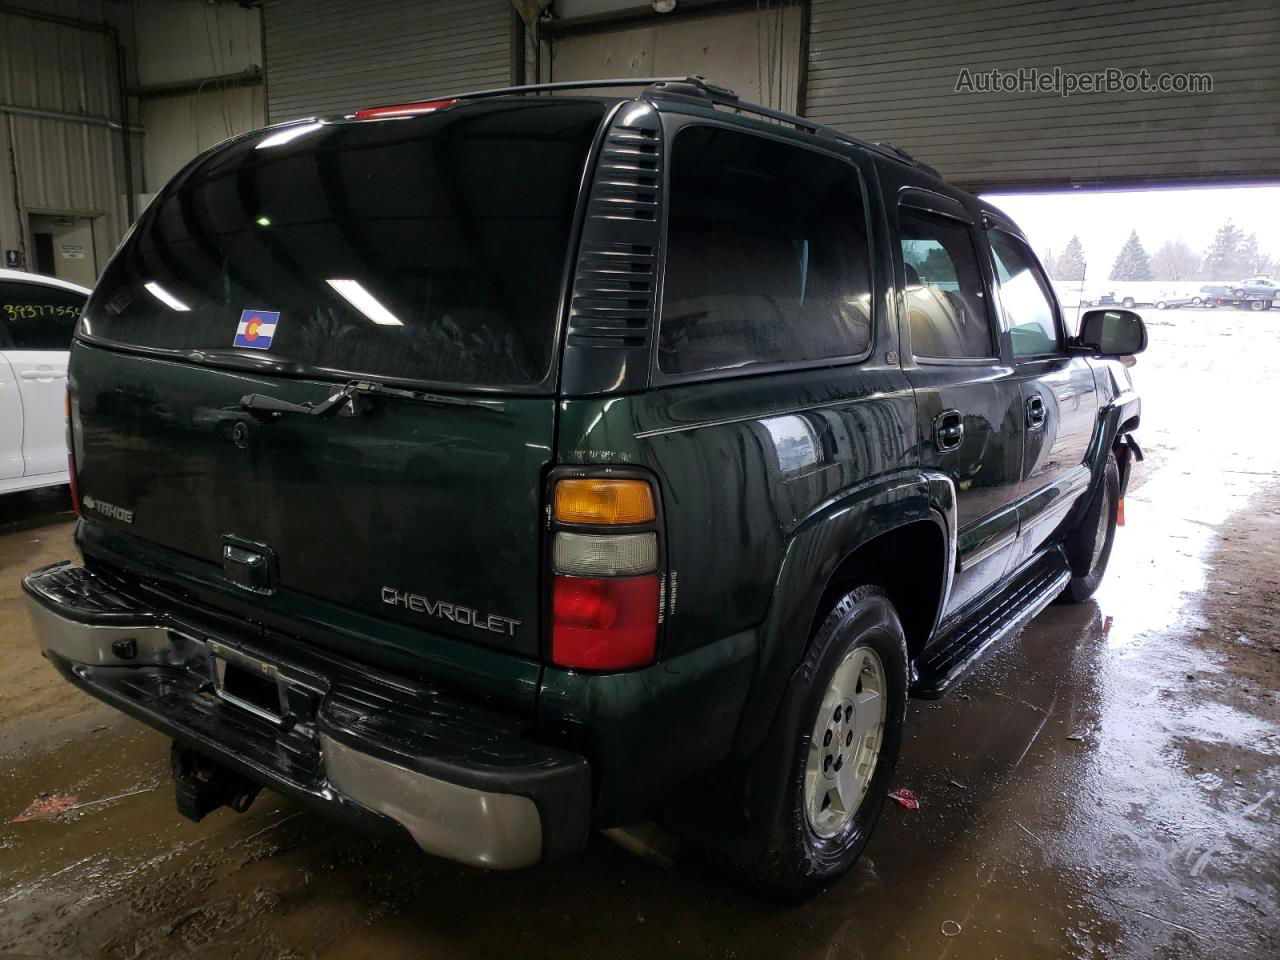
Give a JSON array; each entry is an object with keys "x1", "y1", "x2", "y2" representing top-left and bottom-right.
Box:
[
  {"x1": 1153, "y1": 295, "x2": 1200, "y2": 309},
  {"x1": 1, "y1": 268, "x2": 90, "y2": 495},
  {"x1": 1230, "y1": 277, "x2": 1278, "y2": 299},
  {"x1": 1199, "y1": 284, "x2": 1230, "y2": 306},
  {"x1": 1081, "y1": 291, "x2": 1121, "y2": 307}
]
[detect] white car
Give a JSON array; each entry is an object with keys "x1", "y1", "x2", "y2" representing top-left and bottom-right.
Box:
[{"x1": 1, "y1": 268, "x2": 90, "y2": 494}]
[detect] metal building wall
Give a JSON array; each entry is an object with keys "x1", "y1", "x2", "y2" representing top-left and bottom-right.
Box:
[
  {"x1": 263, "y1": 0, "x2": 513, "y2": 122},
  {"x1": 805, "y1": 0, "x2": 1280, "y2": 190},
  {"x1": 134, "y1": 0, "x2": 265, "y2": 193},
  {"x1": 0, "y1": 1, "x2": 137, "y2": 276}
]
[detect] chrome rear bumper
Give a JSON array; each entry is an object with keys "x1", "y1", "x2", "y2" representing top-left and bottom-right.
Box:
[{"x1": 23, "y1": 562, "x2": 590, "y2": 870}]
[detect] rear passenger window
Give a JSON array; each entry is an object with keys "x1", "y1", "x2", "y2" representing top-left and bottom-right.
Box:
[
  {"x1": 0, "y1": 281, "x2": 85, "y2": 350},
  {"x1": 659, "y1": 126, "x2": 872, "y2": 376},
  {"x1": 988, "y1": 230, "x2": 1061, "y2": 357},
  {"x1": 898, "y1": 209, "x2": 994, "y2": 359}
]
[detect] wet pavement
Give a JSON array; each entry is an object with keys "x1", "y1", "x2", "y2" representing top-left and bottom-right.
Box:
[{"x1": 1, "y1": 308, "x2": 1277, "y2": 959}]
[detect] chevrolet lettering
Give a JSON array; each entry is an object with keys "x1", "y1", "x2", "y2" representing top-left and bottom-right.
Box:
[
  {"x1": 23, "y1": 77, "x2": 1144, "y2": 900},
  {"x1": 381, "y1": 587, "x2": 521, "y2": 637}
]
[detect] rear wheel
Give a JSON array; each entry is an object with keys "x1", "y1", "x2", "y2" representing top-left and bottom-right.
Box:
[
  {"x1": 1060, "y1": 453, "x2": 1120, "y2": 603},
  {"x1": 747, "y1": 585, "x2": 908, "y2": 901},
  {"x1": 1192, "y1": 296, "x2": 1203, "y2": 305},
  {"x1": 1122, "y1": 297, "x2": 1136, "y2": 308},
  {"x1": 1233, "y1": 288, "x2": 1247, "y2": 297},
  {"x1": 1155, "y1": 301, "x2": 1167, "y2": 310},
  {"x1": 1250, "y1": 298, "x2": 1265, "y2": 312}
]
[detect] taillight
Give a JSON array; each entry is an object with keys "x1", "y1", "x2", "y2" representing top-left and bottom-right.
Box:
[
  {"x1": 549, "y1": 474, "x2": 661, "y2": 670},
  {"x1": 65, "y1": 388, "x2": 80, "y2": 515},
  {"x1": 353, "y1": 98, "x2": 458, "y2": 120}
]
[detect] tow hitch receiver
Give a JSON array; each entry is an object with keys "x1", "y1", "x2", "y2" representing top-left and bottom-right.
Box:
[{"x1": 171, "y1": 742, "x2": 262, "y2": 822}]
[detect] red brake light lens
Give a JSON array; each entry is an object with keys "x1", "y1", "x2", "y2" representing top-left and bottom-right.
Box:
[
  {"x1": 354, "y1": 98, "x2": 458, "y2": 120},
  {"x1": 552, "y1": 575, "x2": 658, "y2": 670}
]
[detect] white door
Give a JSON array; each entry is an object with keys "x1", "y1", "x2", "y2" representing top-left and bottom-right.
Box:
[
  {"x1": 0, "y1": 353, "x2": 23, "y2": 480},
  {"x1": 4, "y1": 349, "x2": 69, "y2": 477},
  {"x1": 0, "y1": 277, "x2": 85, "y2": 480}
]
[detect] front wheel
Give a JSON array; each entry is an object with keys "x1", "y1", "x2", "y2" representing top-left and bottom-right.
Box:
[
  {"x1": 1122, "y1": 297, "x2": 1136, "y2": 308},
  {"x1": 1250, "y1": 299, "x2": 1265, "y2": 312},
  {"x1": 1192, "y1": 296, "x2": 1203, "y2": 305},
  {"x1": 747, "y1": 585, "x2": 909, "y2": 901},
  {"x1": 1233, "y1": 288, "x2": 1247, "y2": 298},
  {"x1": 1060, "y1": 453, "x2": 1120, "y2": 603},
  {"x1": 1155, "y1": 301, "x2": 1167, "y2": 310}
]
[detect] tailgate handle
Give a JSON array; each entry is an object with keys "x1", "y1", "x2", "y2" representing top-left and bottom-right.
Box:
[{"x1": 222, "y1": 537, "x2": 278, "y2": 594}]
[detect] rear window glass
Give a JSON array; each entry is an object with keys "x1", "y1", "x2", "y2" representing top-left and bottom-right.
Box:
[
  {"x1": 659, "y1": 126, "x2": 873, "y2": 376},
  {"x1": 84, "y1": 100, "x2": 607, "y2": 388},
  {"x1": 1, "y1": 280, "x2": 85, "y2": 350}
]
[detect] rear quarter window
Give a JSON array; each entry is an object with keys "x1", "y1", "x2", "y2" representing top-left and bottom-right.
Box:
[{"x1": 658, "y1": 126, "x2": 873, "y2": 377}]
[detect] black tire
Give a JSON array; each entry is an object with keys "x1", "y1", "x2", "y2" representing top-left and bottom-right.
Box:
[
  {"x1": 747, "y1": 585, "x2": 909, "y2": 902},
  {"x1": 1233, "y1": 288, "x2": 1246, "y2": 298},
  {"x1": 1155, "y1": 301, "x2": 1167, "y2": 310},
  {"x1": 1060, "y1": 453, "x2": 1120, "y2": 603},
  {"x1": 1192, "y1": 296, "x2": 1203, "y2": 305},
  {"x1": 1249, "y1": 299, "x2": 1264, "y2": 312},
  {"x1": 1122, "y1": 297, "x2": 1136, "y2": 308}
]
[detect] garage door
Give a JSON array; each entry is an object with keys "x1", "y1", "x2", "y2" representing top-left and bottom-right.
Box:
[
  {"x1": 264, "y1": 0, "x2": 512, "y2": 122},
  {"x1": 805, "y1": 0, "x2": 1280, "y2": 190},
  {"x1": 550, "y1": 6, "x2": 803, "y2": 113}
]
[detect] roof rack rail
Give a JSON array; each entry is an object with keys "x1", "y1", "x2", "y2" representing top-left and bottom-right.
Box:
[{"x1": 353, "y1": 75, "x2": 937, "y2": 176}]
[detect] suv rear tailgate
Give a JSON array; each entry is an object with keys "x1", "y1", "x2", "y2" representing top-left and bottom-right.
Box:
[
  {"x1": 72, "y1": 343, "x2": 553, "y2": 662},
  {"x1": 66, "y1": 98, "x2": 612, "y2": 671}
]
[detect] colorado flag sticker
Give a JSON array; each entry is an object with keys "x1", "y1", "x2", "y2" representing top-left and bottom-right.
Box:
[{"x1": 233, "y1": 309, "x2": 280, "y2": 350}]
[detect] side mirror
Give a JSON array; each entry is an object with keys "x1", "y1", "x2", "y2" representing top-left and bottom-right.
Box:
[{"x1": 1076, "y1": 309, "x2": 1147, "y2": 356}]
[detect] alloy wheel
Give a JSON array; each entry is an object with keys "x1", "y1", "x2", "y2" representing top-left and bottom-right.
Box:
[{"x1": 803, "y1": 646, "x2": 888, "y2": 838}]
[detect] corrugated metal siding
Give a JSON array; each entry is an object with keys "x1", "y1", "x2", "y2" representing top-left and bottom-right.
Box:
[
  {"x1": 805, "y1": 0, "x2": 1280, "y2": 188},
  {"x1": 0, "y1": 4, "x2": 132, "y2": 273},
  {"x1": 264, "y1": 0, "x2": 512, "y2": 121}
]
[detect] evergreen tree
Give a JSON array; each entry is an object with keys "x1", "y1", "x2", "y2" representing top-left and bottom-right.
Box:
[
  {"x1": 1055, "y1": 235, "x2": 1087, "y2": 281},
  {"x1": 1238, "y1": 233, "x2": 1276, "y2": 277},
  {"x1": 1202, "y1": 220, "x2": 1246, "y2": 280},
  {"x1": 1149, "y1": 240, "x2": 1200, "y2": 281},
  {"x1": 1110, "y1": 229, "x2": 1153, "y2": 281}
]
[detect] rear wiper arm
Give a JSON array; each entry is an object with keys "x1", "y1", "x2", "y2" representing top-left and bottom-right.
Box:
[{"x1": 240, "y1": 380, "x2": 504, "y2": 420}]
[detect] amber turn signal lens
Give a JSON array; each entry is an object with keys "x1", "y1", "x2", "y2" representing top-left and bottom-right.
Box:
[{"x1": 554, "y1": 478, "x2": 655, "y2": 525}]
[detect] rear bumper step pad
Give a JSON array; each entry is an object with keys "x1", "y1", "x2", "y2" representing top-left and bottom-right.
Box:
[{"x1": 23, "y1": 561, "x2": 590, "y2": 869}]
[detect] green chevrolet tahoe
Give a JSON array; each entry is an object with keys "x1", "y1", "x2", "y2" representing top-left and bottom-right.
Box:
[{"x1": 23, "y1": 77, "x2": 1144, "y2": 900}]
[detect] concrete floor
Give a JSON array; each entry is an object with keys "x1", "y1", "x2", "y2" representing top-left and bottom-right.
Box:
[{"x1": 1, "y1": 309, "x2": 1276, "y2": 960}]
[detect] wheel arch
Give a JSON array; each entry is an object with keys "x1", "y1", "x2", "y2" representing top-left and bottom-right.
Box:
[
  {"x1": 807, "y1": 516, "x2": 949, "y2": 664},
  {"x1": 730, "y1": 470, "x2": 953, "y2": 764},
  {"x1": 664, "y1": 471, "x2": 954, "y2": 865}
]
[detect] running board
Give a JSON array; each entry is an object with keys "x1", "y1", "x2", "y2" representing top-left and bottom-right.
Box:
[{"x1": 911, "y1": 549, "x2": 1071, "y2": 699}]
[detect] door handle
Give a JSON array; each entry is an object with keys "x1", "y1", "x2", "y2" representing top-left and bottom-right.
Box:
[
  {"x1": 19, "y1": 368, "x2": 66, "y2": 381},
  {"x1": 933, "y1": 409, "x2": 964, "y2": 452},
  {"x1": 1026, "y1": 394, "x2": 1047, "y2": 428}
]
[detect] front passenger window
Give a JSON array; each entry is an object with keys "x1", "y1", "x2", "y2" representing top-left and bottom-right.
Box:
[{"x1": 988, "y1": 230, "x2": 1060, "y2": 357}]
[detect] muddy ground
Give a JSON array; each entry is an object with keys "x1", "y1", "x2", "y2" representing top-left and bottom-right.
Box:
[{"x1": 0, "y1": 308, "x2": 1276, "y2": 959}]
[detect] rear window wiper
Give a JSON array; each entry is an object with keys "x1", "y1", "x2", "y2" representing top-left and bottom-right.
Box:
[{"x1": 241, "y1": 380, "x2": 504, "y2": 420}]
